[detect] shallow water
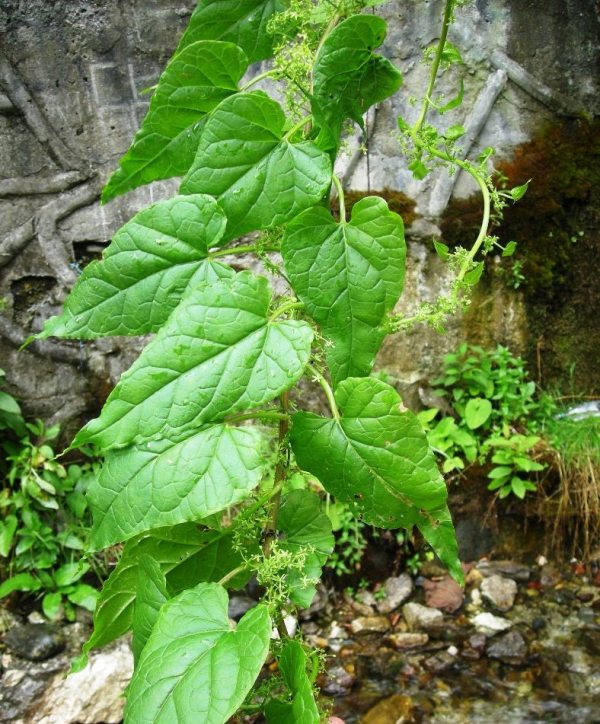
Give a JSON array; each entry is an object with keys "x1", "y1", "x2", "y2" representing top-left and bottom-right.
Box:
[{"x1": 316, "y1": 570, "x2": 600, "y2": 723}]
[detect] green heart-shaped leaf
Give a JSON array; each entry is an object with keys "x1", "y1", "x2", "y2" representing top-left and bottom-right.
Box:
[
  {"x1": 282, "y1": 196, "x2": 405, "y2": 385},
  {"x1": 89, "y1": 424, "x2": 264, "y2": 548},
  {"x1": 175, "y1": 0, "x2": 286, "y2": 64},
  {"x1": 74, "y1": 525, "x2": 247, "y2": 669},
  {"x1": 312, "y1": 15, "x2": 402, "y2": 151},
  {"x1": 73, "y1": 271, "x2": 313, "y2": 450},
  {"x1": 102, "y1": 42, "x2": 248, "y2": 202},
  {"x1": 38, "y1": 195, "x2": 229, "y2": 339},
  {"x1": 290, "y1": 377, "x2": 462, "y2": 582},
  {"x1": 464, "y1": 397, "x2": 492, "y2": 429},
  {"x1": 181, "y1": 91, "x2": 332, "y2": 241},
  {"x1": 124, "y1": 583, "x2": 271, "y2": 723}
]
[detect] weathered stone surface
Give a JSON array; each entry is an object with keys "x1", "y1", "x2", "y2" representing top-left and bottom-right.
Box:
[
  {"x1": 350, "y1": 616, "x2": 391, "y2": 635},
  {"x1": 361, "y1": 694, "x2": 413, "y2": 724},
  {"x1": 486, "y1": 630, "x2": 528, "y2": 665},
  {"x1": 376, "y1": 575, "x2": 413, "y2": 614},
  {"x1": 423, "y1": 576, "x2": 464, "y2": 613},
  {"x1": 227, "y1": 595, "x2": 256, "y2": 621},
  {"x1": 402, "y1": 602, "x2": 443, "y2": 632},
  {"x1": 481, "y1": 574, "x2": 518, "y2": 612},
  {"x1": 476, "y1": 560, "x2": 531, "y2": 582},
  {"x1": 0, "y1": 1, "x2": 597, "y2": 428},
  {"x1": 3, "y1": 624, "x2": 65, "y2": 662},
  {"x1": 471, "y1": 612, "x2": 513, "y2": 635},
  {"x1": 386, "y1": 632, "x2": 429, "y2": 650},
  {"x1": 27, "y1": 640, "x2": 133, "y2": 724}
]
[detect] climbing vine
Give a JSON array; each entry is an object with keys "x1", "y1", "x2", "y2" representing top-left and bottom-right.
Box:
[{"x1": 34, "y1": 0, "x2": 525, "y2": 720}]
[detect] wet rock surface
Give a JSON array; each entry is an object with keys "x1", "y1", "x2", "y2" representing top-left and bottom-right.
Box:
[
  {"x1": 375, "y1": 575, "x2": 413, "y2": 614},
  {"x1": 3, "y1": 624, "x2": 65, "y2": 662},
  {"x1": 0, "y1": 619, "x2": 132, "y2": 723},
  {"x1": 480, "y1": 574, "x2": 518, "y2": 611},
  {"x1": 299, "y1": 562, "x2": 600, "y2": 723}
]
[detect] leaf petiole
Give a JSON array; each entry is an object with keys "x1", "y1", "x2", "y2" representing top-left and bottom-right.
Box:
[
  {"x1": 307, "y1": 365, "x2": 340, "y2": 421},
  {"x1": 269, "y1": 300, "x2": 305, "y2": 322},
  {"x1": 331, "y1": 174, "x2": 346, "y2": 223}
]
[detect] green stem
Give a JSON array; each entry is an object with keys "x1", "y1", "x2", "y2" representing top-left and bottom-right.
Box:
[
  {"x1": 218, "y1": 564, "x2": 249, "y2": 587},
  {"x1": 240, "y1": 69, "x2": 279, "y2": 92},
  {"x1": 269, "y1": 300, "x2": 304, "y2": 322},
  {"x1": 283, "y1": 115, "x2": 312, "y2": 141},
  {"x1": 331, "y1": 174, "x2": 346, "y2": 223},
  {"x1": 263, "y1": 393, "x2": 289, "y2": 561},
  {"x1": 308, "y1": 365, "x2": 340, "y2": 421},
  {"x1": 390, "y1": 152, "x2": 491, "y2": 331},
  {"x1": 412, "y1": 0, "x2": 454, "y2": 137}
]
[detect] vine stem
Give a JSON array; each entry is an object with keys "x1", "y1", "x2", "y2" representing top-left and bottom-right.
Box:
[
  {"x1": 269, "y1": 300, "x2": 305, "y2": 322},
  {"x1": 218, "y1": 564, "x2": 248, "y2": 587},
  {"x1": 240, "y1": 69, "x2": 280, "y2": 92},
  {"x1": 412, "y1": 0, "x2": 454, "y2": 137},
  {"x1": 308, "y1": 365, "x2": 340, "y2": 421},
  {"x1": 331, "y1": 174, "x2": 346, "y2": 223},
  {"x1": 262, "y1": 393, "x2": 290, "y2": 639},
  {"x1": 390, "y1": 151, "x2": 491, "y2": 331},
  {"x1": 283, "y1": 115, "x2": 312, "y2": 141}
]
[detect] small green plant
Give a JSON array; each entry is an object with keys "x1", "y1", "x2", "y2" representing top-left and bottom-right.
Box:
[
  {"x1": 0, "y1": 376, "x2": 103, "y2": 620},
  {"x1": 420, "y1": 344, "x2": 547, "y2": 498},
  {"x1": 326, "y1": 501, "x2": 368, "y2": 576}
]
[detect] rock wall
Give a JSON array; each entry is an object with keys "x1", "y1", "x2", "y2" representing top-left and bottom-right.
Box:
[{"x1": 0, "y1": 0, "x2": 598, "y2": 432}]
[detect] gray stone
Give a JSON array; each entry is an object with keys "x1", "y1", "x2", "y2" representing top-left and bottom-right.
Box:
[
  {"x1": 227, "y1": 595, "x2": 256, "y2": 621},
  {"x1": 386, "y1": 632, "x2": 429, "y2": 650},
  {"x1": 376, "y1": 574, "x2": 414, "y2": 614},
  {"x1": 476, "y1": 560, "x2": 531, "y2": 582},
  {"x1": 349, "y1": 616, "x2": 391, "y2": 635},
  {"x1": 3, "y1": 624, "x2": 65, "y2": 662},
  {"x1": 486, "y1": 631, "x2": 528, "y2": 665},
  {"x1": 27, "y1": 640, "x2": 133, "y2": 724},
  {"x1": 481, "y1": 574, "x2": 518, "y2": 612},
  {"x1": 424, "y1": 651, "x2": 456, "y2": 673},
  {"x1": 402, "y1": 602, "x2": 443, "y2": 632},
  {"x1": 471, "y1": 612, "x2": 513, "y2": 635}
]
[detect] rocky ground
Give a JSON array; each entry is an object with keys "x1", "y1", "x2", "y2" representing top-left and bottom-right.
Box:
[{"x1": 1, "y1": 556, "x2": 599, "y2": 723}]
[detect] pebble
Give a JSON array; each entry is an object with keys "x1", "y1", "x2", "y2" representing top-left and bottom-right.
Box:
[
  {"x1": 386, "y1": 632, "x2": 429, "y2": 650},
  {"x1": 423, "y1": 575, "x2": 464, "y2": 613},
  {"x1": 322, "y1": 665, "x2": 356, "y2": 695},
  {"x1": 461, "y1": 632, "x2": 487, "y2": 659},
  {"x1": 476, "y1": 560, "x2": 530, "y2": 582},
  {"x1": 3, "y1": 624, "x2": 66, "y2": 662},
  {"x1": 424, "y1": 651, "x2": 456, "y2": 673},
  {"x1": 350, "y1": 616, "x2": 390, "y2": 635},
  {"x1": 471, "y1": 612, "x2": 513, "y2": 635},
  {"x1": 577, "y1": 607, "x2": 597, "y2": 624},
  {"x1": 361, "y1": 694, "x2": 413, "y2": 724},
  {"x1": 376, "y1": 574, "x2": 413, "y2": 614},
  {"x1": 486, "y1": 630, "x2": 528, "y2": 665},
  {"x1": 540, "y1": 564, "x2": 561, "y2": 587},
  {"x1": 228, "y1": 595, "x2": 256, "y2": 621},
  {"x1": 481, "y1": 574, "x2": 518, "y2": 612},
  {"x1": 403, "y1": 602, "x2": 443, "y2": 631}
]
